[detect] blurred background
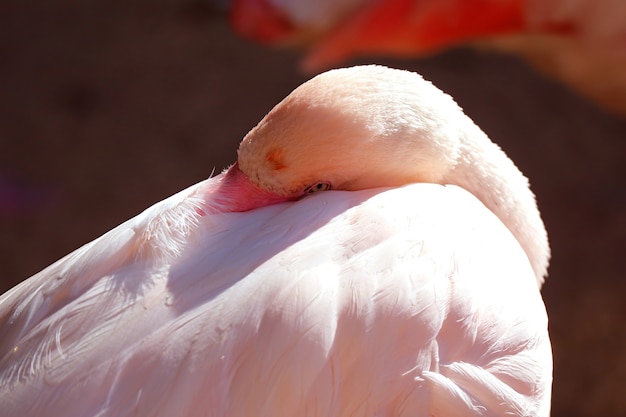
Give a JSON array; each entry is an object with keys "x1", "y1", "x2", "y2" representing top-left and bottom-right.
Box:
[{"x1": 0, "y1": 2, "x2": 625, "y2": 416}]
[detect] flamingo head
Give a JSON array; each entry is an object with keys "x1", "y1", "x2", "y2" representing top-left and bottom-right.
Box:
[
  {"x1": 214, "y1": 65, "x2": 548, "y2": 284},
  {"x1": 236, "y1": 65, "x2": 463, "y2": 199}
]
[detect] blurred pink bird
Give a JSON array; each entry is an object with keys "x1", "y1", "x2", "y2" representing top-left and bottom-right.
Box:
[
  {"x1": 232, "y1": 0, "x2": 626, "y2": 114},
  {"x1": 0, "y1": 65, "x2": 551, "y2": 416}
]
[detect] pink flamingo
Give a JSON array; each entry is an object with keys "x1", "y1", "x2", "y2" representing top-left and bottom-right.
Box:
[
  {"x1": 232, "y1": 0, "x2": 626, "y2": 114},
  {"x1": 0, "y1": 65, "x2": 551, "y2": 416}
]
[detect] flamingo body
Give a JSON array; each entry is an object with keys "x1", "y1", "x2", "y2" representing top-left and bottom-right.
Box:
[{"x1": 0, "y1": 65, "x2": 551, "y2": 416}]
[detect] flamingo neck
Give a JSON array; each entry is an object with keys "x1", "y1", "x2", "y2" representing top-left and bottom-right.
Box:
[{"x1": 445, "y1": 127, "x2": 550, "y2": 286}]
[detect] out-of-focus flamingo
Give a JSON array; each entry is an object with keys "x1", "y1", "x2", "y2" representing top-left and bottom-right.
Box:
[
  {"x1": 231, "y1": 0, "x2": 626, "y2": 114},
  {"x1": 0, "y1": 65, "x2": 551, "y2": 416}
]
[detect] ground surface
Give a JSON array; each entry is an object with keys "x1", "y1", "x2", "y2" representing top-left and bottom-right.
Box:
[{"x1": 1, "y1": 2, "x2": 625, "y2": 416}]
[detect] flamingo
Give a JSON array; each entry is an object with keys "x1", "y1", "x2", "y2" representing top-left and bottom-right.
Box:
[
  {"x1": 0, "y1": 65, "x2": 551, "y2": 416},
  {"x1": 231, "y1": 0, "x2": 626, "y2": 114}
]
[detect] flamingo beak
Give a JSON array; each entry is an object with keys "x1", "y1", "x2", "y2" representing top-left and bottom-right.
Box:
[{"x1": 203, "y1": 162, "x2": 291, "y2": 215}]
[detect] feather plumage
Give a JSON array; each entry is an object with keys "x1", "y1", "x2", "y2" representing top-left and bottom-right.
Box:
[{"x1": 0, "y1": 65, "x2": 551, "y2": 416}]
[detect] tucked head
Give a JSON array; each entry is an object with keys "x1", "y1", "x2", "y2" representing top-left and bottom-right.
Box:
[
  {"x1": 236, "y1": 65, "x2": 466, "y2": 199},
  {"x1": 228, "y1": 65, "x2": 549, "y2": 284}
]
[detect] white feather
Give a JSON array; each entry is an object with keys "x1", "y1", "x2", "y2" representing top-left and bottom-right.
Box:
[
  {"x1": 0, "y1": 183, "x2": 550, "y2": 416},
  {"x1": 0, "y1": 65, "x2": 551, "y2": 416}
]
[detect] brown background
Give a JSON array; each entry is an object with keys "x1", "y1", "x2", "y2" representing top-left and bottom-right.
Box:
[{"x1": 1, "y1": 2, "x2": 625, "y2": 416}]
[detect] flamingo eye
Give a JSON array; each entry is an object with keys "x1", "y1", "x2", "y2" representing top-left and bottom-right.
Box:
[{"x1": 303, "y1": 182, "x2": 331, "y2": 195}]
